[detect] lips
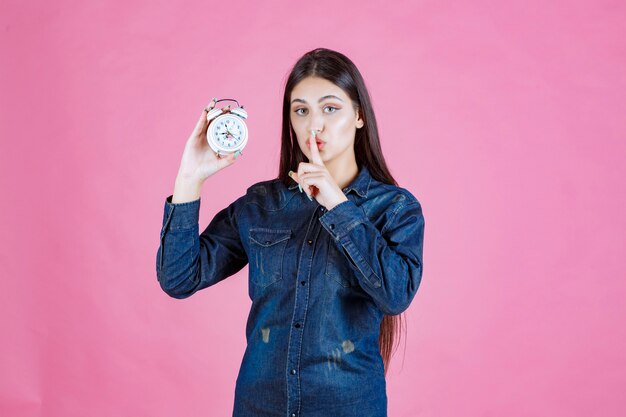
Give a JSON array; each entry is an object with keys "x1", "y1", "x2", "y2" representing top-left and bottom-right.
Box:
[
  {"x1": 307, "y1": 133, "x2": 325, "y2": 149},
  {"x1": 308, "y1": 138, "x2": 325, "y2": 150}
]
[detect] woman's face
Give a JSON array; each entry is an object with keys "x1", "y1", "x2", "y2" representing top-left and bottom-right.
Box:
[{"x1": 289, "y1": 76, "x2": 364, "y2": 166}]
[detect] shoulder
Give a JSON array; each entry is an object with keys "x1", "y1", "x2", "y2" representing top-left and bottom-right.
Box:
[
  {"x1": 364, "y1": 179, "x2": 423, "y2": 233},
  {"x1": 368, "y1": 178, "x2": 422, "y2": 210},
  {"x1": 243, "y1": 177, "x2": 295, "y2": 210},
  {"x1": 245, "y1": 178, "x2": 280, "y2": 196}
]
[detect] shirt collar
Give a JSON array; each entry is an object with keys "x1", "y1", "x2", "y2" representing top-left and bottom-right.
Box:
[{"x1": 288, "y1": 165, "x2": 372, "y2": 198}]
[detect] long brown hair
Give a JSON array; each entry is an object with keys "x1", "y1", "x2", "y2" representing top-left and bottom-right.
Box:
[{"x1": 277, "y1": 47, "x2": 405, "y2": 376}]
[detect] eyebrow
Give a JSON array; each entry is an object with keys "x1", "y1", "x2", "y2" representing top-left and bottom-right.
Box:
[{"x1": 290, "y1": 95, "x2": 344, "y2": 104}]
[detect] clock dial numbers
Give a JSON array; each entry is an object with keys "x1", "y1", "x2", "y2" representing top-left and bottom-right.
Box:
[
  {"x1": 206, "y1": 103, "x2": 248, "y2": 156},
  {"x1": 215, "y1": 117, "x2": 244, "y2": 148}
]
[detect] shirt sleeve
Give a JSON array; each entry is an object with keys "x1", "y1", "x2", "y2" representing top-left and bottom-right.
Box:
[
  {"x1": 318, "y1": 198, "x2": 425, "y2": 315},
  {"x1": 156, "y1": 194, "x2": 248, "y2": 299}
]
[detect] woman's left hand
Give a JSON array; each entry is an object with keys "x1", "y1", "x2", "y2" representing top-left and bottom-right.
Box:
[{"x1": 289, "y1": 131, "x2": 348, "y2": 210}]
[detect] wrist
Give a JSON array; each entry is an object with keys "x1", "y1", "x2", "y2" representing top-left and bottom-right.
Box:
[
  {"x1": 172, "y1": 176, "x2": 203, "y2": 204},
  {"x1": 326, "y1": 195, "x2": 349, "y2": 211}
]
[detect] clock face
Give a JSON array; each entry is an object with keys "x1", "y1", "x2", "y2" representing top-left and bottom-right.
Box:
[{"x1": 208, "y1": 114, "x2": 248, "y2": 151}]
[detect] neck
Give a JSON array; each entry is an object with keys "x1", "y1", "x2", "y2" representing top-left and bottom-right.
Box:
[{"x1": 326, "y1": 156, "x2": 359, "y2": 190}]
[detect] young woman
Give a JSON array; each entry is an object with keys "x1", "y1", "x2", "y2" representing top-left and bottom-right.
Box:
[{"x1": 156, "y1": 48, "x2": 425, "y2": 417}]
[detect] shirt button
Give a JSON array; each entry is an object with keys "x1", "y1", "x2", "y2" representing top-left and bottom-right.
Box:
[
  {"x1": 291, "y1": 369, "x2": 297, "y2": 375},
  {"x1": 292, "y1": 414, "x2": 296, "y2": 417},
  {"x1": 294, "y1": 323, "x2": 301, "y2": 328},
  {"x1": 300, "y1": 280, "x2": 306, "y2": 285},
  {"x1": 307, "y1": 239, "x2": 313, "y2": 245}
]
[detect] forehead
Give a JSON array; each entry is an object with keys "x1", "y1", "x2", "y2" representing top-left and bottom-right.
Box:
[{"x1": 290, "y1": 76, "x2": 348, "y2": 103}]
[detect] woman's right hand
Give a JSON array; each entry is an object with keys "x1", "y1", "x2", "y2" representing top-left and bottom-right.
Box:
[{"x1": 176, "y1": 98, "x2": 239, "y2": 183}]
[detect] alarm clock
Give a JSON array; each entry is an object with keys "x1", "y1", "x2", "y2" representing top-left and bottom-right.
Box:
[{"x1": 206, "y1": 98, "x2": 248, "y2": 157}]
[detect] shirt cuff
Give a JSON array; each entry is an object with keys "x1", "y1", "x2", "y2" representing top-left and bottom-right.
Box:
[
  {"x1": 319, "y1": 199, "x2": 369, "y2": 240},
  {"x1": 162, "y1": 195, "x2": 201, "y2": 231}
]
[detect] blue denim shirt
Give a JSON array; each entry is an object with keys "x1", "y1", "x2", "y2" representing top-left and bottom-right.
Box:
[{"x1": 156, "y1": 165, "x2": 425, "y2": 417}]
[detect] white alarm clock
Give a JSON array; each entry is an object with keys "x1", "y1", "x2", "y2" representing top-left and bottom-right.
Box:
[{"x1": 206, "y1": 98, "x2": 248, "y2": 157}]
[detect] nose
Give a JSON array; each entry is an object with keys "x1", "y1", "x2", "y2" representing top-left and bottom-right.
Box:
[
  {"x1": 309, "y1": 112, "x2": 324, "y2": 134},
  {"x1": 308, "y1": 127, "x2": 323, "y2": 140}
]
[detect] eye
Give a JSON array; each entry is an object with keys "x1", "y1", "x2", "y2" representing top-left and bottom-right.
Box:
[
  {"x1": 294, "y1": 108, "x2": 307, "y2": 115},
  {"x1": 324, "y1": 106, "x2": 339, "y2": 113}
]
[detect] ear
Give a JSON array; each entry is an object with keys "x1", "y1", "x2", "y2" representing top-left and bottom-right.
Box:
[{"x1": 355, "y1": 107, "x2": 364, "y2": 129}]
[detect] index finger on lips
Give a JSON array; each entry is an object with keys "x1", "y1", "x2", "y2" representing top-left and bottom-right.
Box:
[{"x1": 308, "y1": 130, "x2": 325, "y2": 166}]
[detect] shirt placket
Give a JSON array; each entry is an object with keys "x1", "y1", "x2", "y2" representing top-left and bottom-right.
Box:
[{"x1": 285, "y1": 204, "x2": 326, "y2": 417}]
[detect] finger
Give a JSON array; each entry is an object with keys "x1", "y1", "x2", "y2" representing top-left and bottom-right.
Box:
[
  {"x1": 296, "y1": 163, "x2": 322, "y2": 197},
  {"x1": 299, "y1": 172, "x2": 322, "y2": 197},
  {"x1": 191, "y1": 98, "x2": 218, "y2": 137},
  {"x1": 308, "y1": 130, "x2": 325, "y2": 166},
  {"x1": 299, "y1": 172, "x2": 326, "y2": 182},
  {"x1": 299, "y1": 173, "x2": 323, "y2": 196},
  {"x1": 216, "y1": 151, "x2": 237, "y2": 168},
  {"x1": 191, "y1": 111, "x2": 208, "y2": 137},
  {"x1": 296, "y1": 162, "x2": 324, "y2": 179},
  {"x1": 205, "y1": 97, "x2": 218, "y2": 113},
  {"x1": 289, "y1": 171, "x2": 304, "y2": 192},
  {"x1": 289, "y1": 170, "x2": 315, "y2": 198}
]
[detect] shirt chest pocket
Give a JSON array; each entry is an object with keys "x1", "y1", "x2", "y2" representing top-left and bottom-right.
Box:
[
  {"x1": 248, "y1": 228, "x2": 292, "y2": 288},
  {"x1": 325, "y1": 239, "x2": 359, "y2": 288}
]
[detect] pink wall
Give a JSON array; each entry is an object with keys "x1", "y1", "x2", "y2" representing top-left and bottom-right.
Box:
[{"x1": 1, "y1": 1, "x2": 625, "y2": 416}]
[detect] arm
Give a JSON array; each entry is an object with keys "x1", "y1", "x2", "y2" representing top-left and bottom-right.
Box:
[
  {"x1": 156, "y1": 194, "x2": 248, "y2": 299},
  {"x1": 319, "y1": 199, "x2": 425, "y2": 315}
]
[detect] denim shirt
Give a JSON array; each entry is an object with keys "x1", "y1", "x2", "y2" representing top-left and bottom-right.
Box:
[{"x1": 156, "y1": 165, "x2": 425, "y2": 417}]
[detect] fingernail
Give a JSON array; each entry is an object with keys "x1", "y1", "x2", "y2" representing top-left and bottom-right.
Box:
[{"x1": 206, "y1": 98, "x2": 217, "y2": 108}]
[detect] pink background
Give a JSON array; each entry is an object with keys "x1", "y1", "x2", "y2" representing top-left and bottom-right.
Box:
[{"x1": 1, "y1": 1, "x2": 625, "y2": 416}]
